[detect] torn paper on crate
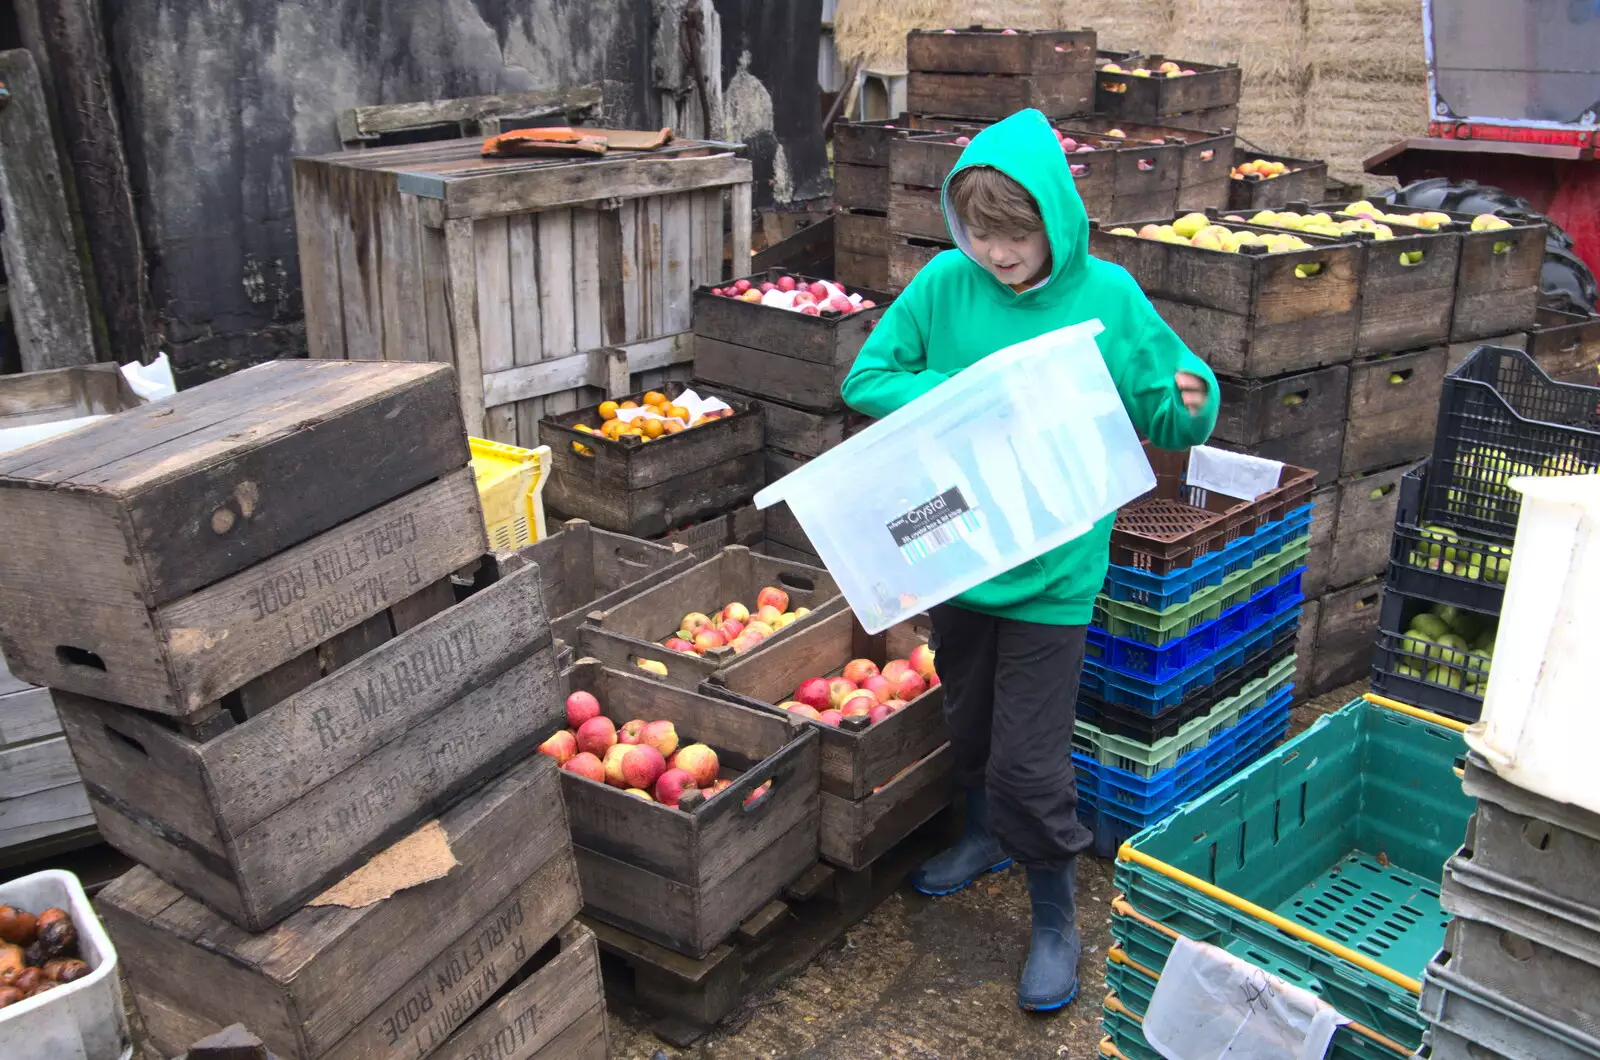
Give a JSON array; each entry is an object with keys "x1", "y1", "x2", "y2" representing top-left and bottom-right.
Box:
[
  {"x1": 1186, "y1": 446, "x2": 1284, "y2": 502},
  {"x1": 1142, "y1": 935, "x2": 1348, "y2": 1059},
  {"x1": 0, "y1": 353, "x2": 176, "y2": 455}
]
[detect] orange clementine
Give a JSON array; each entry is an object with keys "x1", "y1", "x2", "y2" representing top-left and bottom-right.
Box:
[
  {"x1": 668, "y1": 404, "x2": 690, "y2": 421},
  {"x1": 643, "y1": 391, "x2": 668, "y2": 408},
  {"x1": 598, "y1": 400, "x2": 619, "y2": 420},
  {"x1": 620, "y1": 400, "x2": 638, "y2": 410},
  {"x1": 662, "y1": 419, "x2": 685, "y2": 434},
  {"x1": 642, "y1": 418, "x2": 665, "y2": 439}
]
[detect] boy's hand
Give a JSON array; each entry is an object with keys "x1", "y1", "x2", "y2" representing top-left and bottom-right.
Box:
[{"x1": 1175, "y1": 371, "x2": 1208, "y2": 413}]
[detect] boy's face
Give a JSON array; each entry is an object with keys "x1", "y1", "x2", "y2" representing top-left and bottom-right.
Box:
[{"x1": 966, "y1": 224, "x2": 1052, "y2": 287}]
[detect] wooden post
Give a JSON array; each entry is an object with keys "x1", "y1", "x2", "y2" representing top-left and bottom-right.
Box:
[
  {"x1": 730, "y1": 181, "x2": 754, "y2": 278},
  {"x1": 0, "y1": 49, "x2": 97, "y2": 371},
  {"x1": 17, "y1": 0, "x2": 155, "y2": 364},
  {"x1": 652, "y1": 0, "x2": 724, "y2": 141},
  {"x1": 443, "y1": 218, "x2": 486, "y2": 439}
]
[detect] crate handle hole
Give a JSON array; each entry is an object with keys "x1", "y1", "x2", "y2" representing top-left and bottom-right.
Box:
[
  {"x1": 1198, "y1": 149, "x2": 1214, "y2": 161},
  {"x1": 1522, "y1": 820, "x2": 1554, "y2": 852},
  {"x1": 1497, "y1": 931, "x2": 1535, "y2": 962},
  {"x1": 739, "y1": 779, "x2": 775, "y2": 814},
  {"x1": 1491, "y1": 239, "x2": 1515, "y2": 255},
  {"x1": 1386, "y1": 369, "x2": 1414, "y2": 385},
  {"x1": 56, "y1": 645, "x2": 107, "y2": 672},
  {"x1": 777, "y1": 573, "x2": 816, "y2": 592},
  {"x1": 106, "y1": 726, "x2": 148, "y2": 757},
  {"x1": 1136, "y1": 158, "x2": 1156, "y2": 171},
  {"x1": 1281, "y1": 389, "x2": 1310, "y2": 407}
]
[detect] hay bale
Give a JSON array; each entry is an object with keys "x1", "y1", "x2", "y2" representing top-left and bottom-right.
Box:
[{"x1": 1301, "y1": 68, "x2": 1428, "y2": 179}]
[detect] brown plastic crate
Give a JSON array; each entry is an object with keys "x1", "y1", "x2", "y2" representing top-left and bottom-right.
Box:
[{"x1": 1110, "y1": 442, "x2": 1317, "y2": 574}]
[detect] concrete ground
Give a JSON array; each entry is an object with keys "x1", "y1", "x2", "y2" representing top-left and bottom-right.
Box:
[{"x1": 607, "y1": 681, "x2": 1369, "y2": 1060}]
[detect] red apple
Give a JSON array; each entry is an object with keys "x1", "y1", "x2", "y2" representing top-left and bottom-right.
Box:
[
  {"x1": 563, "y1": 752, "x2": 605, "y2": 783},
  {"x1": 624, "y1": 788, "x2": 653, "y2": 801},
  {"x1": 799, "y1": 305, "x2": 821, "y2": 316},
  {"x1": 842, "y1": 659, "x2": 880, "y2": 685},
  {"x1": 693, "y1": 630, "x2": 726, "y2": 655},
  {"x1": 681, "y1": 612, "x2": 713, "y2": 635},
  {"x1": 929, "y1": 672, "x2": 941, "y2": 688},
  {"x1": 841, "y1": 690, "x2": 877, "y2": 716},
  {"x1": 744, "y1": 780, "x2": 772, "y2": 807},
  {"x1": 566, "y1": 691, "x2": 602, "y2": 729},
  {"x1": 618, "y1": 719, "x2": 647, "y2": 745},
  {"x1": 955, "y1": 135, "x2": 971, "y2": 146},
  {"x1": 807, "y1": 281, "x2": 830, "y2": 301},
  {"x1": 869, "y1": 704, "x2": 896, "y2": 724},
  {"x1": 722, "y1": 602, "x2": 751, "y2": 624},
  {"x1": 818, "y1": 709, "x2": 843, "y2": 727},
  {"x1": 793, "y1": 290, "x2": 817, "y2": 305},
  {"x1": 715, "y1": 620, "x2": 744, "y2": 643},
  {"x1": 622, "y1": 745, "x2": 667, "y2": 790},
  {"x1": 760, "y1": 282, "x2": 776, "y2": 293},
  {"x1": 575, "y1": 716, "x2": 617, "y2": 757},
  {"x1": 710, "y1": 287, "x2": 724, "y2": 297},
  {"x1": 755, "y1": 604, "x2": 784, "y2": 627},
  {"x1": 859, "y1": 299, "x2": 876, "y2": 309},
  {"x1": 881, "y1": 699, "x2": 908, "y2": 711},
  {"x1": 756, "y1": 586, "x2": 790, "y2": 613},
  {"x1": 892, "y1": 670, "x2": 928, "y2": 701},
  {"x1": 655, "y1": 768, "x2": 698, "y2": 808},
  {"x1": 862, "y1": 674, "x2": 895, "y2": 703},
  {"x1": 733, "y1": 279, "x2": 752, "y2": 293},
  {"x1": 730, "y1": 629, "x2": 766, "y2": 654},
  {"x1": 783, "y1": 702, "x2": 822, "y2": 720},
  {"x1": 777, "y1": 275, "x2": 797, "y2": 292},
  {"x1": 881, "y1": 660, "x2": 913, "y2": 684},
  {"x1": 642, "y1": 720, "x2": 679, "y2": 759},
  {"x1": 664, "y1": 636, "x2": 697, "y2": 654},
  {"x1": 909, "y1": 644, "x2": 937, "y2": 680},
  {"x1": 672, "y1": 744, "x2": 720, "y2": 787},
  {"x1": 827, "y1": 676, "x2": 859, "y2": 708},
  {"x1": 537, "y1": 730, "x2": 577, "y2": 765},
  {"x1": 795, "y1": 676, "x2": 832, "y2": 710}
]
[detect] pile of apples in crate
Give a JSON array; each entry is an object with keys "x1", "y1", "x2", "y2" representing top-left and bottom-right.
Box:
[
  {"x1": 538, "y1": 691, "x2": 769, "y2": 809},
  {"x1": 708, "y1": 276, "x2": 877, "y2": 315},
  {"x1": 1229, "y1": 157, "x2": 1299, "y2": 181},
  {"x1": 1110, "y1": 213, "x2": 1320, "y2": 266},
  {"x1": 572, "y1": 389, "x2": 734, "y2": 452},
  {"x1": 1099, "y1": 58, "x2": 1200, "y2": 78},
  {"x1": 780, "y1": 646, "x2": 938, "y2": 728},
  {"x1": 661, "y1": 586, "x2": 808, "y2": 657}
]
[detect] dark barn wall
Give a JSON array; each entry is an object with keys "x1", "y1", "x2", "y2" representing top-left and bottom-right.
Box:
[
  {"x1": 101, "y1": 0, "x2": 653, "y2": 385},
  {"x1": 713, "y1": 0, "x2": 828, "y2": 209}
]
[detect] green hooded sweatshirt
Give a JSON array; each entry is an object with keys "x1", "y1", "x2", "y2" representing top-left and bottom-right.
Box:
[{"x1": 840, "y1": 108, "x2": 1220, "y2": 625}]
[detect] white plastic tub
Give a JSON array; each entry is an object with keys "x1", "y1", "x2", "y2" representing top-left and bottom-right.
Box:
[
  {"x1": 0, "y1": 869, "x2": 130, "y2": 1060},
  {"x1": 1465, "y1": 472, "x2": 1600, "y2": 817},
  {"x1": 755, "y1": 320, "x2": 1156, "y2": 632}
]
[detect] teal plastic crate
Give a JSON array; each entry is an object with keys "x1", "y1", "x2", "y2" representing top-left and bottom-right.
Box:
[{"x1": 1112, "y1": 696, "x2": 1474, "y2": 1052}]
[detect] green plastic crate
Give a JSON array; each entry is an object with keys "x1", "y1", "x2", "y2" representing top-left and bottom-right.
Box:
[
  {"x1": 1113, "y1": 697, "x2": 1473, "y2": 1052},
  {"x1": 1108, "y1": 922, "x2": 1419, "y2": 1060},
  {"x1": 1096, "y1": 539, "x2": 1311, "y2": 646},
  {"x1": 1075, "y1": 654, "x2": 1298, "y2": 776}
]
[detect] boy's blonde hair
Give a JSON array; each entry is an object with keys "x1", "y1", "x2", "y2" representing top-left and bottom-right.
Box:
[{"x1": 949, "y1": 165, "x2": 1043, "y2": 236}]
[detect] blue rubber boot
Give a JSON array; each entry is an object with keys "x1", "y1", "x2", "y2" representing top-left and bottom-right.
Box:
[
  {"x1": 908, "y1": 788, "x2": 1012, "y2": 896},
  {"x1": 1019, "y1": 861, "x2": 1081, "y2": 1011}
]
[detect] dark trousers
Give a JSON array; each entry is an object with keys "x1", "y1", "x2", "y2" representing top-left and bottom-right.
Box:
[{"x1": 929, "y1": 604, "x2": 1094, "y2": 870}]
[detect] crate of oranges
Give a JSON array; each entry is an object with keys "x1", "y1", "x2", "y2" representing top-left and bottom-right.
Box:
[{"x1": 540, "y1": 383, "x2": 765, "y2": 538}]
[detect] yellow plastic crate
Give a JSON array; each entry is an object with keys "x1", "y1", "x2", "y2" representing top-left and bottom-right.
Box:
[{"x1": 469, "y1": 438, "x2": 550, "y2": 550}]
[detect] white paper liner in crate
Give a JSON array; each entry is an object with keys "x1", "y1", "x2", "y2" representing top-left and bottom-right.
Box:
[
  {"x1": 612, "y1": 387, "x2": 733, "y2": 428},
  {"x1": 1186, "y1": 446, "x2": 1284, "y2": 503},
  {"x1": 1142, "y1": 935, "x2": 1348, "y2": 1060}
]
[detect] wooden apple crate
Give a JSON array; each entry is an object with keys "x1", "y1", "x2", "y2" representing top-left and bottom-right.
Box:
[
  {"x1": 1326, "y1": 461, "x2": 1420, "y2": 591},
  {"x1": 555, "y1": 660, "x2": 820, "y2": 958},
  {"x1": 1526, "y1": 306, "x2": 1600, "y2": 384},
  {"x1": 1213, "y1": 363, "x2": 1352, "y2": 450},
  {"x1": 1341, "y1": 346, "x2": 1449, "y2": 476},
  {"x1": 835, "y1": 209, "x2": 890, "y2": 290},
  {"x1": 1092, "y1": 54, "x2": 1241, "y2": 124},
  {"x1": 583, "y1": 800, "x2": 956, "y2": 1046},
  {"x1": 703, "y1": 608, "x2": 954, "y2": 869},
  {"x1": 835, "y1": 117, "x2": 932, "y2": 290},
  {"x1": 1294, "y1": 595, "x2": 1321, "y2": 694},
  {"x1": 539, "y1": 381, "x2": 763, "y2": 538},
  {"x1": 55, "y1": 561, "x2": 561, "y2": 930},
  {"x1": 1159, "y1": 103, "x2": 1240, "y2": 135},
  {"x1": 293, "y1": 135, "x2": 754, "y2": 443},
  {"x1": 1307, "y1": 578, "x2": 1384, "y2": 693},
  {"x1": 1212, "y1": 426, "x2": 1344, "y2": 487},
  {"x1": 1304, "y1": 484, "x2": 1339, "y2": 597},
  {"x1": 887, "y1": 233, "x2": 954, "y2": 292},
  {"x1": 758, "y1": 448, "x2": 826, "y2": 562},
  {"x1": 0, "y1": 361, "x2": 141, "y2": 430},
  {"x1": 906, "y1": 28, "x2": 1097, "y2": 121},
  {"x1": 656, "y1": 505, "x2": 766, "y2": 563},
  {"x1": 0, "y1": 656, "x2": 93, "y2": 866},
  {"x1": 1225, "y1": 150, "x2": 1329, "y2": 211},
  {"x1": 575, "y1": 546, "x2": 845, "y2": 690},
  {"x1": 100, "y1": 756, "x2": 586, "y2": 1060},
  {"x1": 691, "y1": 269, "x2": 893, "y2": 413},
  {"x1": 1063, "y1": 117, "x2": 1234, "y2": 213},
  {"x1": 0, "y1": 360, "x2": 483, "y2": 716},
  {"x1": 511, "y1": 519, "x2": 695, "y2": 644},
  {"x1": 1090, "y1": 221, "x2": 1364, "y2": 378}
]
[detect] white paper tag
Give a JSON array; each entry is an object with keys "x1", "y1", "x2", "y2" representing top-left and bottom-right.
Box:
[
  {"x1": 1186, "y1": 446, "x2": 1284, "y2": 502},
  {"x1": 1142, "y1": 936, "x2": 1348, "y2": 1060}
]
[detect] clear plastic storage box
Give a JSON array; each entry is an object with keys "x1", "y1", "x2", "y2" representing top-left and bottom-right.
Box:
[{"x1": 755, "y1": 321, "x2": 1156, "y2": 632}]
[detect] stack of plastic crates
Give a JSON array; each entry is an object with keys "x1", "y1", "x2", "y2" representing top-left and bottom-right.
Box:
[
  {"x1": 1077, "y1": 444, "x2": 1315, "y2": 858},
  {"x1": 1413, "y1": 751, "x2": 1600, "y2": 1058},
  {"x1": 1373, "y1": 345, "x2": 1600, "y2": 724},
  {"x1": 1099, "y1": 693, "x2": 1475, "y2": 1060}
]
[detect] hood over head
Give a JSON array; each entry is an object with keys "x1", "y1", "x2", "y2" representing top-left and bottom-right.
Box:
[{"x1": 940, "y1": 108, "x2": 1090, "y2": 294}]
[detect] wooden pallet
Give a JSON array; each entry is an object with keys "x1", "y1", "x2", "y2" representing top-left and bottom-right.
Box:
[{"x1": 585, "y1": 804, "x2": 956, "y2": 1046}]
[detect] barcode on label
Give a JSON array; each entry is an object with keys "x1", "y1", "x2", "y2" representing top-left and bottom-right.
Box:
[{"x1": 887, "y1": 487, "x2": 982, "y2": 565}]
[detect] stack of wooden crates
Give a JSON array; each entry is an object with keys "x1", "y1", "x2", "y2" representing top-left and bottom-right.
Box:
[
  {"x1": 0, "y1": 360, "x2": 607, "y2": 1060},
  {"x1": 1091, "y1": 200, "x2": 1551, "y2": 694}
]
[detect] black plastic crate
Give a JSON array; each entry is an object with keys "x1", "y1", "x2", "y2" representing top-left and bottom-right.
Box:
[
  {"x1": 1078, "y1": 620, "x2": 1297, "y2": 742},
  {"x1": 1369, "y1": 587, "x2": 1498, "y2": 723},
  {"x1": 1427, "y1": 344, "x2": 1600, "y2": 540},
  {"x1": 1386, "y1": 461, "x2": 1510, "y2": 616}
]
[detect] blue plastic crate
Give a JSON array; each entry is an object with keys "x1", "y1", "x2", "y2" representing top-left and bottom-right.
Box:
[
  {"x1": 1085, "y1": 573, "x2": 1304, "y2": 708},
  {"x1": 1077, "y1": 688, "x2": 1293, "y2": 814},
  {"x1": 1078, "y1": 688, "x2": 1293, "y2": 857},
  {"x1": 1099, "y1": 503, "x2": 1315, "y2": 610}
]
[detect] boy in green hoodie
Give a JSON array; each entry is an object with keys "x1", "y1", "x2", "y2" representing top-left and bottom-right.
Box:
[{"x1": 840, "y1": 109, "x2": 1219, "y2": 1011}]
